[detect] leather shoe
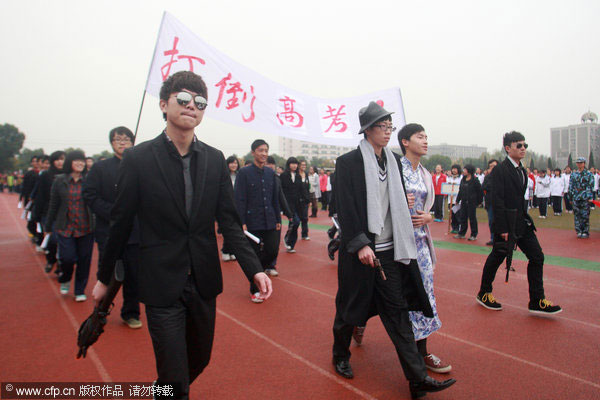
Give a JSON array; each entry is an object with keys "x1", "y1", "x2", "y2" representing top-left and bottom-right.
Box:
[
  {"x1": 409, "y1": 376, "x2": 456, "y2": 398},
  {"x1": 332, "y1": 358, "x2": 353, "y2": 379}
]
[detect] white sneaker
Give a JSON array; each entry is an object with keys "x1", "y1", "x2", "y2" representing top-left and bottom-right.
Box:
[
  {"x1": 302, "y1": 236, "x2": 310, "y2": 240},
  {"x1": 59, "y1": 282, "x2": 70, "y2": 295},
  {"x1": 75, "y1": 294, "x2": 87, "y2": 302},
  {"x1": 222, "y1": 253, "x2": 231, "y2": 261},
  {"x1": 265, "y1": 269, "x2": 279, "y2": 277},
  {"x1": 286, "y1": 248, "x2": 296, "y2": 253},
  {"x1": 251, "y1": 292, "x2": 264, "y2": 303},
  {"x1": 230, "y1": 254, "x2": 236, "y2": 261}
]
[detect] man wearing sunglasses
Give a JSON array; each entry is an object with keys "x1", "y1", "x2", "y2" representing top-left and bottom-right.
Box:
[
  {"x1": 477, "y1": 131, "x2": 561, "y2": 315},
  {"x1": 92, "y1": 71, "x2": 272, "y2": 399}
]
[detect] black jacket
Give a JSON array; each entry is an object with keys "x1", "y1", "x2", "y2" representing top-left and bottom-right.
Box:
[
  {"x1": 280, "y1": 170, "x2": 307, "y2": 213},
  {"x1": 482, "y1": 173, "x2": 493, "y2": 209},
  {"x1": 97, "y1": 133, "x2": 262, "y2": 306},
  {"x1": 334, "y1": 148, "x2": 432, "y2": 326},
  {"x1": 20, "y1": 169, "x2": 38, "y2": 203},
  {"x1": 82, "y1": 156, "x2": 140, "y2": 246},
  {"x1": 45, "y1": 174, "x2": 95, "y2": 233},
  {"x1": 456, "y1": 176, "x2": 483, "y2": 206},
  {"x1": 275, "y1": 175, "x2": 293, "y2": 218},
  {"x1": 490, "y1": 157, "x2": 535, "y2": 237}
]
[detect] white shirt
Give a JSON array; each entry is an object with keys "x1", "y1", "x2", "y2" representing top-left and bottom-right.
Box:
[
  {"x1": 536, "y1": 175, "x2": 551, "y2": 198},
  {"x1": 446, "y1": 175, "x2": 462, "y2": 204},
  {"x1": 524, "y1": 177, "x2": 534, "y2": 200},
  {"x1": 550, "y1": 176, "x2": 564, "y2": 196},
  {"x1": 562, "y1": 173, "x2": 570, "y2": 194},
  {"x1": 594, "y1": 173, "x2": 599, "y2": 191},
  {"x1": 326, "y1": 176, "x2": 332, "y2": 191},
  {"x1": 476, "y1": 173, "x2": 485, "y2": 185}
]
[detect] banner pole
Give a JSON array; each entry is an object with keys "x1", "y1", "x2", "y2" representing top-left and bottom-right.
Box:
[{"x1": 133, "y1": 11, "x2": 167, "y2": 143}]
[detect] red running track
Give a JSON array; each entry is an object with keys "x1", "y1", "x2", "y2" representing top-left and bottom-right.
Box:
[{"x1": 1, "y1": 192, "x2": 599, "y2": 399}]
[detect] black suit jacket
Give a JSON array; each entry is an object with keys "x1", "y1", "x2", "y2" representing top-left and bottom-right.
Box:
[
  {"x1": 97, "y1": 133, "x2": 262, "y2": 306},
  {"x1": 82, "y1": 156, "x2": 139, "y2": 246},
  {"x1": 490, "y1": 157, "x2": 535, "y2": 237},
  {"x1": 334, "y1": 149, "x2": 432, "y2": 326}
]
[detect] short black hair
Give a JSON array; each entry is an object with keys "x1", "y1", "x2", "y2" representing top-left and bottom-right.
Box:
[
  {"x1": 63, "y1": 150, "x2": 86, "y2": 174},
  {"x1": 503, "y1": 131, "x2": 526, "y2": 153},
  {"x1": 109, "y1": 126, "x2": 134, "y2": 143},
  {"x1": 397, "y1": 123, "x2": 425, "y2": 155},
  {"x1": 85, "y1": 157, "x2": 94, "y2": 162},
  {"x1": 266, "y1": 156, "x2": 276, "y2": 165},
  {"x1": 251, "y1": 139, "x2": 269, "y2": 151},
  {"x1": 225, "y1": 155, "x2": 240, "y2": 171},
  {"x1": 464, "y1": 164, "x2": 475, "y2": 175},
  {"x1": 30, "y1": 156, "x2": 39, "y2": 162},
  {"x1": 40, "y1": 155, "x2": 50, "y2": 163},
  {"x1": 159, "y1": 71, "x2": 208, "y2": 121},
  {"x1": 554, "y1": 168, "x2": 561, "y2": 175},
  {"x1": 488, "y1": 159, "x2": 499, "y2": 166}
]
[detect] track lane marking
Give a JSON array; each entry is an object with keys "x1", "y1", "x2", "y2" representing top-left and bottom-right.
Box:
[
  {"x1": 2, "y1": 196, "x2": 112, "y2": 383},
  {"x1": 273, "y1": 277, "x2": 600, "y2": 390},
  {"x1": 216, "y1": 309, "x2": 378, "y2": 400}
]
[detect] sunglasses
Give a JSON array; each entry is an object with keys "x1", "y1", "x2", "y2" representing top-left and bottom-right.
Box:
[
  {"x1": 173, "y1": 92, "x2": 208, "y2": 110},
  {"x1": 516, "y1": 143, "x2": 528, "y2": 149}
]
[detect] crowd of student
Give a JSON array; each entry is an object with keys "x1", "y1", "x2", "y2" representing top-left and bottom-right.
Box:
[{"x1": 1, "y1": 70, "x2": 595, "y2": 399}]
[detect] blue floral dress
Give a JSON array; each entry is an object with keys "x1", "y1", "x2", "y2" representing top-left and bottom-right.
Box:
[{"x1": 401, "y1": 157, "x2": 442, "y2": 340}]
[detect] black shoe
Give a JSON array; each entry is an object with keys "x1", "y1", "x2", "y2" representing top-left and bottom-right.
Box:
[
  {"x1": 485, "y1": 240, "x2": 493, "y2": 246},
  {"x1": 409, "y1": 376, "x2": 456, "y2": 399},
  {"x1": 528, "y1": 298, "x2": 562, "y2": 315},
  {"x1": 44, "y1": 263, "x2": 54, "y2": 273},
  {"x1": 476, "y1": 292, "x2": 502, "y2": 310},
  {"x1": 332, "y1": 358, "x2": 353, "y2": 379}
]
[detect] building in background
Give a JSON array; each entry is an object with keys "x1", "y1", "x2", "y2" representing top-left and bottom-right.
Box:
[
  {"x1": 427, "y1": 143, "x2": 487, "y2": 161},
  {"x1": 278, "y1": 137, "x2": 355, "y2": 161},
  {"x1": 551, "y1": 111, "x2": 600, "y2": 168}
]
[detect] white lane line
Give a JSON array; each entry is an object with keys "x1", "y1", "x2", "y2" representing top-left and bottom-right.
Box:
[
  {"x1": 3, "y1": 198, "x2": 112, "y2": 383},
  {"x1": 435, "y1": 286, "x2": 600, "y2": 330},
  {"x1": 273, "y1": 275, "x2": 600, "y2": 390},
  {"x1": 436, "y1": 331, "x2": 600, "y2": 390},
  {"x1": 216, "y1": 309, "x2": 378, "y2": 400}
]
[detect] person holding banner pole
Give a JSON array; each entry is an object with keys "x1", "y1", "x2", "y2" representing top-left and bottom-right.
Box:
[{"x1": 92, "y1": 71, "x2": 272, "y2": 400}]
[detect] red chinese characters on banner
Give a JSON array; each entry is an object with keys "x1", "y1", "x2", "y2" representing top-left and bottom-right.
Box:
[
  {"x1": 322, "y1": 105, "x2": 348, "y2": 133},
  {"x1": 161, "y1": 37, "x2": 206, "y2": 81},
  {"x1": 276, "y1": 96, "x2": 304, "y2": 128},
  {"x1": 214, "y1": 73, "x2": 256, "y2": 123}
]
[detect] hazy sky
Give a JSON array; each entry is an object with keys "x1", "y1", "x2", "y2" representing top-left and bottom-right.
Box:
[{"x1": 1, "y1": 0, "x2": 599, "y2": 158}]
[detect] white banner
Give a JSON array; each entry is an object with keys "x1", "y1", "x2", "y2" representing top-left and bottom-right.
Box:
[{"x1": 146, "y1": 12, "x2": 406, "y2": 147}]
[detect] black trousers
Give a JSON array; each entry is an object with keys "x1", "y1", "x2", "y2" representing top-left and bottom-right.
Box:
[
  {"x1": 564, "y1": 194, "x2": 572, "y2": 211},
  {"x1": 538, "y1": 197, "x2": 548, "y2": 216},
  {"x1": 480, "y1": 227, "x2": 545, "y2": 300},
  {"x1": 146, "y1": 275, "x2": 216, "y2": 400},
  {"x1": 458, "y1": 202, "x2": 478, "y2": 237},
  {"x1": 247, "y1": 229, "x2": 280, "y2": 294},
  {"x1": 98, "y1": 242, "x2": 141, "y2": 319},
  {"x1": 332, "y1": 251, "x2": 427, "y2": 383},
  {"x1": 449, "y1": 203, "x2": 460, "y2": 231},
  {"x1": 433, "y1": 195, "x2": 445, "y2": 220},
  {"x1": 551, "y1": 196, "x2": 562, "y2": 214}
]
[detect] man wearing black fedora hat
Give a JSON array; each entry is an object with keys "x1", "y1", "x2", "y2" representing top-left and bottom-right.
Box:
[{"x1": 331, "y1": 101, "x2": 455, "y2": 398}]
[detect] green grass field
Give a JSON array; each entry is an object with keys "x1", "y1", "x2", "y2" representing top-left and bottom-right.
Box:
[{"x1": 465, "y1": 206, "x2": 600, "y2": 232}]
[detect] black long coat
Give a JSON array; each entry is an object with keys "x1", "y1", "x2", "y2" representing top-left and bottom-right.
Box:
[
  {"x1": 334, "y1": 148, "x2": 433, "y2": 326},
  {"x1": 490, "y1": 157, "x2": 535, "y2": 237},
  {"x1": 97, "y1": 133, "x2": 262, "y2": 307}
]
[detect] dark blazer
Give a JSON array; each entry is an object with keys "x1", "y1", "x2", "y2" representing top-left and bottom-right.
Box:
[
  {"x1": 456, "y1": 176, "x2": 483, "y2": 206},
  {"x1": 20, "y1": 169, "x2": 38, "y2": 203},
  {"x1": 490, "y1": 157, "x2": 535, "y2": 237},
  {"x1": 275, "y1": 175, "x2": 293, "y2": 218},
  {"x1": 82, "y1": 156, "x2": 139, "y2": 246},
  {"x1": 45, "y1": 174, "x2": 95, "y2": 233},
  {"x1": 482, "y1": 173, "x2": 493, "y2": 209},
  {"x1": 234, "y1": 164, "x2": 281, "y2": 231},
  {"x1": 334, "y1": 149, "x2": 432, "y2": 326},
  {"x1": 97, "y1": 133, "x2": 262, "y2": 307},
  {"x1": 280, "y1": 170, "x2": 307, "y2": 213}
]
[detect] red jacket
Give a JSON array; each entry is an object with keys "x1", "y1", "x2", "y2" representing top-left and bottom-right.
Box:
[{"x1": 432, "y1": 173, "x2": 447, "y2": 195}]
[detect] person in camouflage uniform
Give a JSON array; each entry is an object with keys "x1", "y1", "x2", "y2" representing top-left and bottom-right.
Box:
[{"x1": 568, "y1": 157, "x2": 594, "y2": 238}]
